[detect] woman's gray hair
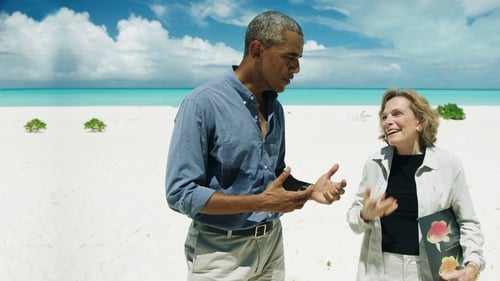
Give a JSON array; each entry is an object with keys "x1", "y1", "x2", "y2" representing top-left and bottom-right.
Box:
[{"x1": 244, "y1": 11, "x2": 303, "y2": 55}]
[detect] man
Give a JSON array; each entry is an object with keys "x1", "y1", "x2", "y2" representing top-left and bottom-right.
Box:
[{"x1": 166, "y1": 11, "x2": 347, "y2": 281}]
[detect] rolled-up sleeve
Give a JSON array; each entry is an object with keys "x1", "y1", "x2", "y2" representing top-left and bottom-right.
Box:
[{"x1": 165, "y1": 98, "x2": 216, "y2": 218}]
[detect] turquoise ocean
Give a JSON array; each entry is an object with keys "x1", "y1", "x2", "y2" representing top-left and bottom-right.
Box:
[{"x1": 1, "y1": 88, "x2": 499, "y2": 106}]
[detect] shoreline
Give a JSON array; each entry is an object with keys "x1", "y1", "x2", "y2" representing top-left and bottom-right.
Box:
[
  {"x1": 0, "y1": 105, "x2": 497, "y2": 280},
  {"x1": 2, "y1": 88, "x2": 500, "y2": 107}
]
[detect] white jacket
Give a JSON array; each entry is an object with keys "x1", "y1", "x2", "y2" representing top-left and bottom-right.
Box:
[{"x1": 347, "y1": 146, "x2": 485, "y2": 281}]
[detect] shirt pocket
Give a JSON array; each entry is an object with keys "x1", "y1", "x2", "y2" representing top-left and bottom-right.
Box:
[
  {"x1": 215, "y1": 135, "x2": 260, "y2": 188},
  {"x1": 433, "y1": 181, "x2": 454, "y2": 209},
  {"x1": 419, "y1": 180, "x2": 452, "y2": 214}
]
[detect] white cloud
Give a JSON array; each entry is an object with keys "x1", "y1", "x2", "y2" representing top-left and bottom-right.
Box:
[
  {"x1": 149, "y1": 4, "x2": 168, "y2": 17},
  {"x1": 0, "y1": 8, "x2": 241, "y2": 87},
  {"x1": 0, "y1": 8, "x2": 115, "y2": 81},
  {"x1": 297, "y1": 0, "x2": 500, "y2": 88},
  {"x1": 462, "y1": 0, "x2": 500, "y2": 17},
  {"x1": 303, "y1": 40, "x2": 326, "y2": 51},
  {"x1": 389, "y1": 63, "x2": 401, "y2": 71},
  {"x1": 188, "y1": 0, "x2": 253, "y2": 27},
  {"x1": 1, "y1": 1, "x2": 500, "y2": 88},
  {"x1": 298, "y1": 47, "x2": 407, "y2": 87}
]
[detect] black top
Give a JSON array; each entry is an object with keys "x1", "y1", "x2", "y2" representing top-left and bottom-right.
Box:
[{"x1": 381, "y1": 152, "x2": 425, "y2": 255}]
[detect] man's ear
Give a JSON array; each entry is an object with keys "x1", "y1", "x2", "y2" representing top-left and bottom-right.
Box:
[{"x1": 249, "y1": 40, "x2": 263, "y2": 58}]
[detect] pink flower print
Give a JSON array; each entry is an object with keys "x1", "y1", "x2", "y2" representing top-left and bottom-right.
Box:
[{"x1": 427, "y1": 220, "x2": 450, "y2": 252}]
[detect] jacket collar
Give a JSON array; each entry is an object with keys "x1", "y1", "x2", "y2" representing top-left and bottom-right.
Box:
[{"x1": 371, "y1": 145, "x2": 439, "y2": 175}]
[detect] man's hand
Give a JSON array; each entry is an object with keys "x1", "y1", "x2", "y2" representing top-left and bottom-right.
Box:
[
  {"x1": 309, "y1": 164, "x2": 347, "y2": 204},
  {"x1": 258, "y1": 167, "x2": 313, "y2": 213},
  {"x1": 360, "y1": 188, "x2": 398, "y2": 221}
]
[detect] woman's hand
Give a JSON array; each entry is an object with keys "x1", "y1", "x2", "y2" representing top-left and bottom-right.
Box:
[
  {"x1": 360, "y1": 188, "x2": 398, "y2": 221},
  {"x1": 440, "y1": 262, "x2": 480, "y2": 281}
]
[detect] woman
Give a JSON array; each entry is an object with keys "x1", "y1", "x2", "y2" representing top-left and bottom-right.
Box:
[{"x1": 347, "y1": 88, "x2": 485, "y2": 281}]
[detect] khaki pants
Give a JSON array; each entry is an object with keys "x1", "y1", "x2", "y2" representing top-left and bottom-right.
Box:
[
  {"x1": 184, "y1": 220, "x2": 285, "y2": 281},
  {"x1": 383, "y1": 252, "x2": 421, "y2": 281}
]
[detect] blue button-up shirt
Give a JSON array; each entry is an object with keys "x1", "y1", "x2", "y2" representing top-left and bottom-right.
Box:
[{"x1": 165, "y1": 67, "x2": 285, "y2": 230}]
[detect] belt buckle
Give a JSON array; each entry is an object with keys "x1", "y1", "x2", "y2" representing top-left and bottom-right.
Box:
[{"x1": 254, "y1": 223, "x2": 267, "y2": 237}]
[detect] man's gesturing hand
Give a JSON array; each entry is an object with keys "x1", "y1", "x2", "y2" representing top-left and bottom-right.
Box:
[
  {"x1": 309, "y1": 164, "x2": 347, "y2": 204},
  {"x1": 258, "y1": 167, "x2": 313, "y2": 213}
]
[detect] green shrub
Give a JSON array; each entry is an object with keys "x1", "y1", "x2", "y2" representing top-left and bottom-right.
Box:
[
  {"x1": 24, "y1": 118, "x2": 47, "y2": 133},
  {"x1": 84, "y1": 118, "x2": 107, "y2": 132},
  {"x1": 437, "y1": 103, "x2": 466, "y2": 120}
]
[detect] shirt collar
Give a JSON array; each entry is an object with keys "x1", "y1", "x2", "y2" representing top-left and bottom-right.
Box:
[{"x1": 227, "y1": 65, "x2": 278, "y2": 105}]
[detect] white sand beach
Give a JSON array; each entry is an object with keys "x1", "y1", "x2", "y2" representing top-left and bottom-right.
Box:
[{"x1": 0, "y1": 105, "x2": 497, "y2": 281}]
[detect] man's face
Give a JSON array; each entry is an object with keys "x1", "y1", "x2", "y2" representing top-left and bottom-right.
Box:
[{"x1": 259, "y1": 31, "x2": 303, "y2": 93}]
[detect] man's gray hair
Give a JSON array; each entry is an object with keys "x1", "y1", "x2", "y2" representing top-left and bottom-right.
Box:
[{"x1": 244, "y1": 11, "x2": 303, "y2": 55}]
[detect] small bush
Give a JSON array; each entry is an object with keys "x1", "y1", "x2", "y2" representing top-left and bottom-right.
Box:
[
  {"x1": 437, "y1": 103, "x2": 466, "y2": 120},
  {"x1": 24, "y1": 118, "x2": 47, "y2": 133},
  {"x1": 84, "y1": 118, "x2": 107, "y2": 132}
]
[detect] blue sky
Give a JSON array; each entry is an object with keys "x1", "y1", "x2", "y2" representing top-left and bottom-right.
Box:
[{"x1": 1, "y1": 0, "x2": 500, "y2": 88}]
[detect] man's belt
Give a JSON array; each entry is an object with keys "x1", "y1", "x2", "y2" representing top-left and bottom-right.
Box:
[{"x1": 195, "y1": 220, "x2": 275, "y2": 238}]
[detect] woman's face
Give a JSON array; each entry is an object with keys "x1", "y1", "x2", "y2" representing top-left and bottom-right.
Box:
[{"x1": 381, "y1": 96, "x2": 423, "y2": 155}]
